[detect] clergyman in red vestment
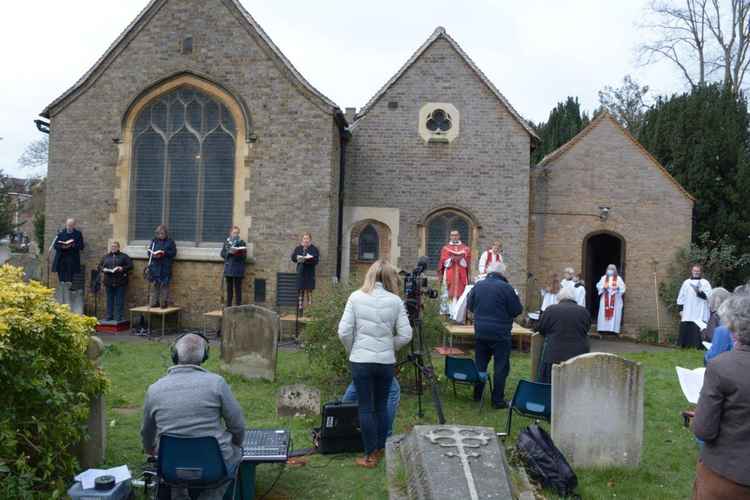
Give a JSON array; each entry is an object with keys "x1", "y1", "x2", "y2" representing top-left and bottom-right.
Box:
[{"x1": 438, "y1": 229, "x2": 471, "y2": 317}]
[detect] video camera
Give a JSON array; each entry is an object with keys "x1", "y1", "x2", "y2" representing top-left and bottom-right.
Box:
[{"x1": 403, "y1": 256, "x2": 439, "y2": 323}]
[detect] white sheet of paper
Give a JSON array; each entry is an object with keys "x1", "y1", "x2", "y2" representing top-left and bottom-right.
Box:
[
  {"x1": 702, "y1": 341, "x2": 712, "y2": 350},
  {"x1": 676, "y1": 366, "x2": 706, "y2": 405},
  {"x1": 693, "y1": 319, "x2": 708, "y2": 330},
  {"x1": 75, "y1": 465, "x2": 131, "y2": 490}
]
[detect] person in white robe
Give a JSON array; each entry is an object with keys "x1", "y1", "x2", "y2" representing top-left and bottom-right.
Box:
[
  {"x1": 572, "y1": 273, "x2": 586, "y2": 308},
  {"x1": 540, "y1": 273, "x2": 560, "y2": 312},
  {"x1": 596, "y1": 264, "x2": 626, "y2": 334},
  {"x1": 478, "y1": 240, "x2": 504, "y2": 275},
  {"x1": 676, "y1": 264, "x2": 712, "y2": 348},
  {"x1": 560, "y1": 267, "x2": 576, "y2": 289}
]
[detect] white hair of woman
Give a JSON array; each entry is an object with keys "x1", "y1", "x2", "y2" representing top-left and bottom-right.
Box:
[
  {"x1": 557, "y1": 285, "x2": 577, "y2": 303},
  {"x1": 174, "y1": 333, "x2": 207, "y2": 365},
  {"x1": 708, "y1": 287, "x2": 731, "y2": 313},
  {"x1": 718, "y1": 294, "x2": 750, "y2": 346},
  {"x1": 486, "y1": 260, "x2": 506, "y2": 275}
]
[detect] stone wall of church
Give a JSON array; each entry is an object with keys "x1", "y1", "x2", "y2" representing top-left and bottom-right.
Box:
[
  {"x1": 346, "y1": 37, "x2": 532, "y2": 296},
  {"x1": 528, "y1": 117, "x2": 693, "y2": 337},
  {"x1": 44, "y1": 0, "x2": 341, "y2": 325}
]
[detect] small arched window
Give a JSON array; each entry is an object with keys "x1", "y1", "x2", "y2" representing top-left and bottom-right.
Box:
[
  {"x1": 130, "y1": 86, "x2": 236, "y2": 243},
  {"x1": 358, "y1": 224, "x2": 379, "y2": 261},
  {"x1": 426, "y1": 211, "x2": 470, "y2": 269}
]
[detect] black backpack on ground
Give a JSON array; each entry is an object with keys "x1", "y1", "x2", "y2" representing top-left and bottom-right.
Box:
[{"x1": 516, "y1": 424, "x2": 578, "y2": 497}]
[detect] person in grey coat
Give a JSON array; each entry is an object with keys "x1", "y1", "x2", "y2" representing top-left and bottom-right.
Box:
[{"x1": 141, "y1": 334, "x2": 245, "y2": 500}]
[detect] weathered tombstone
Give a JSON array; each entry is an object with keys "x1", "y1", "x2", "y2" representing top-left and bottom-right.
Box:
[
  {"x1": 386, "y1": 425, "x2": 514, "y2": 500},
  {"x1": 77, "y1": 336, "x2": 106, "y2": 468},
  {"x1": 529, "y1": 333, "x2": 544, "y2": 382},
  {"x1": 54, "y1": 281, "x2": 84, "y2": 314},
  {"x1": 551, "y1": 352, "x2": 644, "y2": 468},
  {"x1": 220, "y1": 304, "x2": 279, "y2": 382},
  {"x1": 277, "y1": 384, "x2": 321, "y2": 417}
]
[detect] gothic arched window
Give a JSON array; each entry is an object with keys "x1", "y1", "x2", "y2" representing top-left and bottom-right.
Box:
[
  {"x1": 426, "y1": 211, "x2": 470, "y2": 269},
  {"x1": 358, "y1": 224, "x2": 379, "y2": 261},
  {"x1": 131, "y1": 86, "x2": 236, "y2": 243}
]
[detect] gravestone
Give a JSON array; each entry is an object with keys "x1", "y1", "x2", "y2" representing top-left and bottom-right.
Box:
[
  {"x1": 77, "y1": 336, "x2": 106, "y2": 468},
  {"x1": 386, "y1": 425, "x2": 513, "y2": 500},
  {"x1": 54, "y1": 281, "x2": 85, "y2": 314},
  {"x1": 220, "y1": 304, "x2": 278, "y2": 382},
  {"x1": 529, "y1": 333, "x2": 544, "y2": 382},
  {"x1": 277, "y1": 384, "x2": 321, "y2": 417},
  {"x1": 551, "y1": 352, "x2": 644, "y2": 468}
]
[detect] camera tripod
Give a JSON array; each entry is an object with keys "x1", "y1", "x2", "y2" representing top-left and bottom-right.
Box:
[{"x1": 398, "y1": 302, "x2": 446, "y2": 424}]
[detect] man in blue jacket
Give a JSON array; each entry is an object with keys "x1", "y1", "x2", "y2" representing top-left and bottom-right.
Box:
[{"x1": 467, "y1": 261, "x2": 523, "y2": 409}]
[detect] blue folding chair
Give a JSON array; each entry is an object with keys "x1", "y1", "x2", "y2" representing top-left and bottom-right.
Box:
[
  {"x1": 444, "y1": 356, "x2": 492, "y2": 411},
  {"x1": 505, "y1": 379, "x2": 551, "y2": 436},
  {"x1": 157, "y1": 434, "x2": 231, "y2": 499}
]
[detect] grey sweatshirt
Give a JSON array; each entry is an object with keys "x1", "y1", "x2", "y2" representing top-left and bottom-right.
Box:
[{"x1": 141, "y1": 365, "x2": 246, "y2": 465}]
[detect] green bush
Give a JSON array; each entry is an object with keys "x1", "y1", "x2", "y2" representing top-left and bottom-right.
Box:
[
  {"x1": 659, "y1": 232, "x2": 750, "y2": 319},
  {"x1": 301, "y1": 276, "x2": 447, "y2": 386},
  {"x1": 0, "y1": 265, "x2": 107, "y2": 499}
]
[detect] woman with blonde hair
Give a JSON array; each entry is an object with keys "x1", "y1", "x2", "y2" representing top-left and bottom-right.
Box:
[{"x1": 338, "y1": 260, "x2": 412, "y2": 468}]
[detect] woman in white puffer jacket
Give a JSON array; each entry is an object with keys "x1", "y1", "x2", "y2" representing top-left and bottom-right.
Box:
[{"x1": 338, "y1": 260, "x2": 412, "y2": 468}]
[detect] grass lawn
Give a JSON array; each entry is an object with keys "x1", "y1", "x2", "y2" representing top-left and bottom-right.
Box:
[{"x1": 100, "y1": 340, "x2": 704, "y2": 499}]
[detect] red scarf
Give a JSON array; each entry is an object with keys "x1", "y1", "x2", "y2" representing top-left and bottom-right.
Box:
[{"x1": 604, "y1": 276, "x2": 617, "y2": 320}]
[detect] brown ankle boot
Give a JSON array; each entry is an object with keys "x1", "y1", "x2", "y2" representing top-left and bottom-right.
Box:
[{"x1": 355, "y1": 454, "x2": 378, "y2": 468}]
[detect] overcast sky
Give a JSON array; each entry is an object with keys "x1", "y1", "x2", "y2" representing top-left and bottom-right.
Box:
[{"x1": 0, "y1": 0, "x2": 686, "y2": 178}]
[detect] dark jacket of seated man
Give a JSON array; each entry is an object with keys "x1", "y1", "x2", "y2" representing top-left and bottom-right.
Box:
[
  {"x1": 467, "y1": 271, "x2": 523, "y2": 339},
  {"x1": 141, "y1": 334, "x2": 246, "y2": 467}
]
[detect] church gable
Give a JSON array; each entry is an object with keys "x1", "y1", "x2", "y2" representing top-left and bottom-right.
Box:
[
  {"x1": 42, "y1": 0, "x2": 339, "y2": 118},
  {"x1": 352, "y1": 27, "x2": 538, "y2": 141}
]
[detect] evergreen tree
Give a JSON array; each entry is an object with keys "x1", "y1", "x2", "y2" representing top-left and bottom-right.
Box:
[
  {"x1": 0, "y1": 173, "x2": 14, "y2": 239},
  {"x1": 638, "y1": 83, "x2": 750, "y2": 279},
  {"x1": 532, "y1": 97, "x2": 590, "y2": 164}
]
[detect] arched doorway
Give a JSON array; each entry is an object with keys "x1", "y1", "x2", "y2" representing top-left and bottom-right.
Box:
[{"x1": 583, "y1": 232, "x2": 625, "y2": 318}]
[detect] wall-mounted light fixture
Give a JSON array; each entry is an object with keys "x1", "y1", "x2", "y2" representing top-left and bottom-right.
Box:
[{"x1": 599, "y1": 206, "x2": 611, "y2": 222}]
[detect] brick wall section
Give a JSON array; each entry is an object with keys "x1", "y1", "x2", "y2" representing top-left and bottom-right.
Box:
[
  {"x1": 44, "y1": 0, "x2": 340, "y2": 324},
  {"x1": 528, "y1": 116, "x2": 693, "y2": 337},
  {"x1": 346, "y1": 37, "x2": 532, "y2": 297}
]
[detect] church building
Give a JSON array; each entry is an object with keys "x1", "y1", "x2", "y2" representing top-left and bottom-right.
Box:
[{"x1": 42, "y1": 0, "x2": 693, "y2": 336}]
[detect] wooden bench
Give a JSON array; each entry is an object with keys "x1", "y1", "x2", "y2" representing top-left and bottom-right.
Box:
[{"x1": 129, "y1": 306, "x2": 182, "y2": 337}]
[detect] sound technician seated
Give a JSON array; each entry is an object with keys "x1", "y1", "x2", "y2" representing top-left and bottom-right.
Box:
[{"x1": 141, "y1": 334, "x2": 246, "y2": 500}]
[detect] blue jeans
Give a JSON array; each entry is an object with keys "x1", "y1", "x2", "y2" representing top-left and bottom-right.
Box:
[
  {"x1": 342, "y1": 378, "x2": 400, "y2": 436},
  {"x1": 474, "y1": 336, "x2": 512, "y2": 406},
  {"x1": 105, "y1": 285, "x2": 126, "y2": 321},
  {"x1": 350, "y1": 362, "x2": 394, "y2": 455}
]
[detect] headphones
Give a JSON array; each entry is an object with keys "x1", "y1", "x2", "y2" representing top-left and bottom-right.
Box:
[{"x1": 170, "y1": 332, "x2": 210, "y2": 365}]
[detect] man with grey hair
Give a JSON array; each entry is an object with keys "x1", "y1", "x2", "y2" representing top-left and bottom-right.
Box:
[
  {"x1": 537, "y1": 285, "x2": 591, "y2": 383},
  {"x1": 141, "y1": 334, "x2": 246, "y2": 500},
  {"x1": 467, "y1": 260, "x2": 523, "y2": 408},
  {"x1": 693, "y1": 293, "x2": 750, "y2": 497},
  {"x1": 52, "y1": 217, "x2": 85, "y2": 284},
  {"x1": 561, "y1": 267, "x2": 576, "y2": 289},
  {"x1": 703, "y1": 287, "x2": 731, "y2": 342}
]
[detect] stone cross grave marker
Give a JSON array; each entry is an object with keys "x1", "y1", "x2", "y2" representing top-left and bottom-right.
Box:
[
  {"x1": 220, "y1": 304, "x2": 278, "y2": 382},
  {"x1": 277, "y1": 384, "x2": 321, "y2": 417},
  {"x1": 551, "y1": 352, "x2": 644, "y2": 468}
]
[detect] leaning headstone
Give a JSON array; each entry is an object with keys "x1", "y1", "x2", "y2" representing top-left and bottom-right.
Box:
[
  {"x1": 529, "y1": 333, "x2": 544, "y2": 382},
  {"x1": 551, "y1": 352, "x2": 644, "y2": 468},
  {"x1": 386, "y1": 425, "x2": 514, "y2": 500},
  {"x1": 220, "y1": 304, "x2": 279, "y2": 382},
  {"x1": 77, "y1": 336, "x2": 106, "y2": 468},
  {"x1": 277, "y1": 384, "x2": 321, "y2": 417},
  {"x1": 54, "y1": 281, "x2": 84, "y2": 314}
]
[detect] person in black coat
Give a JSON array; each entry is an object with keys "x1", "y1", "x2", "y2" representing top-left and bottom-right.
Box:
[
  {"x1": 221, "y1": 226, "x2": 247, "y2": 306},
  {"x1": 52, "y1": 218, "x2": 85, "y2": 284},
  {"x1": 146, "y1": 224, "x2": 177, "y2": 308},
  {"x1": 97, "y1": 241, "x2": 134, "y2": 322},
  {"x1": 290, "y1": 232, "x2": 319, "y2": 307},
  {"x1": 466, "y1": 261, "x2": 523, "y2": 409},
  {"x1": 537, "y1": 286, "x2": 592, "y2": 383}
]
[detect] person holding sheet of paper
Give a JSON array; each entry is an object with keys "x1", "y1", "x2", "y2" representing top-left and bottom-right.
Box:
[
  {"x1": 692, "y1": 293, "x2": 750, "y2": 498},
  {"x1": 146, "y1": 224, "x2": 177, "y2": 308},
  {"x1": 52, "y1": 217, "x2": 84, "y2": 284},
  {"x1": 291, "y1": 232, "x2": 319, "y2": 307},
  {"x1": 677, "y1": 264, "x2": 712, "y2": 349},
  {"x1": 97, "y1": 241, "x2": 133, "y2": 322},
  {"x1": 220, "y1": 226, "x2": 247, "y2": 306},
  {"x1": 596, "y1": 264, "x2": 625, "y2": 334}
]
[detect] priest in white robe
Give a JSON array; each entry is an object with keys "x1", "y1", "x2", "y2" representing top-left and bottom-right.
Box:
[
  {"x1": 560, "y1": 267, "x2": 576, "y2": 289},
  {"x1": 676, "y1": 264, "x2": 712, "y2": 348},
  {"x1": 596, "y1": 264, "x2": 626, "y2": 334}
]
